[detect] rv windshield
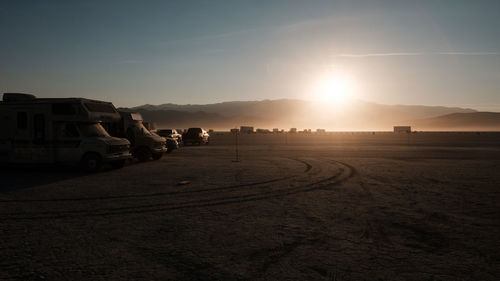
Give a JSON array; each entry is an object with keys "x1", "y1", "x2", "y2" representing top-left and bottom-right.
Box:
[
  {"x1": 130, "y1": 123, "x2": 152, "y2": 136},
  {"x1": 78, "y1": 123, "x2": 110, "y2": 138}
]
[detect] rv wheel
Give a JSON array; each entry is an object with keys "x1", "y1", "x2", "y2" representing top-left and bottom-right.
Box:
[{"x1": 82, "y1": 153, "x2": 102, "y2": 172}]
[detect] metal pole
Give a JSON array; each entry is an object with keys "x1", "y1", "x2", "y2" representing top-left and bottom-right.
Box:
[{"x1": 233, "y1": 131, "x2": 240, "y2": 162}]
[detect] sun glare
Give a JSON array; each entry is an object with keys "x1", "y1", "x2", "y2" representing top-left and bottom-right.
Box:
[{"x1": 313, "y1": 74, "x2": 355, "y2": 103}]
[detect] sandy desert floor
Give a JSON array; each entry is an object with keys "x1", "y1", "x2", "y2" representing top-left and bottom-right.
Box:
[{"x1": 1, "y1": 133, "x2": 499, "y2": 280}]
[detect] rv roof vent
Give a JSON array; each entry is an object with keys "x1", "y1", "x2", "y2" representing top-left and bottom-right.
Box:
[{"x1": 2, "y1": 93, "x2": 37, "y2": 102}]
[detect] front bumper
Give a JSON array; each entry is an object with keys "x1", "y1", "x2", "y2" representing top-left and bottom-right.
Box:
[
  {"x1": 168, "y1": 143, "x2": 179, "y2": 150},
  {"x1": 152, "y1": 146, "x2": 168, "y2": 154},
  {"x1": 102, "y1": 151, "x2": 132, "y2": 162}
]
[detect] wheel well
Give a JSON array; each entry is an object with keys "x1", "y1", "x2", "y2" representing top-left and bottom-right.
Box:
[
  {"x1": 81, "y1": 151, "x2": 102, "y2": 162},
  {"x1": 135, "y1": 146, "x2": 151, "y2": 153}
]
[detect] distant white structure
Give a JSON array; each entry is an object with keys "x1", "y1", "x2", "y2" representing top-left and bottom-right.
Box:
[
  {"x1": 240, "y1": 126, "x2": 254, "y2": 133},
  {"x1": 316, "y1": 129, "x2": 326, "y2": 134},
  {"x1": 394, "y1": 126, "x2": 411, "y2": 133}
]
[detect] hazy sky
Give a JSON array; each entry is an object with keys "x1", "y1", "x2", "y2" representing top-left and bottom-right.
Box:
[{"x1": 1, "y1": 0, "x2": 499, "y2": 110}]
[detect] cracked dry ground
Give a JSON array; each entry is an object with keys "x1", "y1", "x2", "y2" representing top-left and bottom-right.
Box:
[{"x1": 1, "y1": 142, "x2": 499, "y2": 280}]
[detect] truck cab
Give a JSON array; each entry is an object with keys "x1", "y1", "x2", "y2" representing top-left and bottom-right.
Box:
[
  {"x1": 0, "y1": 93, "x2": 132, "y2": 171},
  {"x1": 104, "y1": 111, "x2": 167, "y2": 161}
]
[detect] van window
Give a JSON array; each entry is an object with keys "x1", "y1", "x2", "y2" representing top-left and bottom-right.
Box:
[
  {"x1": 52, "y1": 103, "x2": 76, "y2": 115},
  {"x1": 17, "y1": 112, "x2": 27, "y2": 129},
  {"x1": 77, "y1": 123, "x2": 110, "y2": 138},
  {"x1": 56, "y1": 123, "x2": 80, "y2": 138}
]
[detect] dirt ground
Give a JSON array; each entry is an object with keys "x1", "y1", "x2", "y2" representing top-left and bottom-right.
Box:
[{"x1": 1, "y1": 133, "x2": 499, "y2": 281}]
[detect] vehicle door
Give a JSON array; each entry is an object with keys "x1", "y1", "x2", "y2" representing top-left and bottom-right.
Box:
[
  {"x1": 0, "y1": 108, "x2": 13, "y2": 162},
  {"x1": 31, "y1": 112, "x2": 54, "y2": 163},
  {"x1": 8, "y1": 109, "x2": 31, "y2": 162},
  {"x1": 54, "y1": 122, "x2": 82, "y2": 164}
]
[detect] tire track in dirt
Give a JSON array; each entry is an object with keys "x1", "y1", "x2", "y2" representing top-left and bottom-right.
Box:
[
  {"x1": 0, "y1": 158, "x2": 355, "y2": 220},
  {"x1": 0, "y1": 158, "x2": 304, "y2": 203}
]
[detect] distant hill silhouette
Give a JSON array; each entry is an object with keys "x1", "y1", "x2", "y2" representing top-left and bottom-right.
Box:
[
  {"x1": 412, "y1": 112, "x2": 500, "y2": 131},
  {"x1": 118, "y1": 99, "x2": 493, "y2": 131}
]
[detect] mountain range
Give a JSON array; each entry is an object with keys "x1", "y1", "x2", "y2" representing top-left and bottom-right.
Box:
[{"x1": 119, "y1": 99, "x2": 500, "y2": 131}]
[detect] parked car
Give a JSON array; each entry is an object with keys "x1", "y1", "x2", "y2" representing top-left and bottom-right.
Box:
[
  {"x1": 182, "y1": 128, "x2": 210, "y2": 145},
  {"x1": 165, "y1": 137, "x2": 179, "y2": 153},
  {"x1": 157, "y1": 129, "x2": 182, "y2": 144}
]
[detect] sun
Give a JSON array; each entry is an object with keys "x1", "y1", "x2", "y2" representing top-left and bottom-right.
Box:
[{"x1": 313, "y1": 74, "x2": 355, "y2": 103}]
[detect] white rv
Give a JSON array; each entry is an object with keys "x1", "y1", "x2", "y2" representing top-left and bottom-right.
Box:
[{"x1": 0, "y1": 93, "x2": 132, "y2": 171}]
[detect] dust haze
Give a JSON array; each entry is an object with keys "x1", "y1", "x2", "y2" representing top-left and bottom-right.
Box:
[{"x1": 123, "y1": 99, "x2": 500, "y2": 132}]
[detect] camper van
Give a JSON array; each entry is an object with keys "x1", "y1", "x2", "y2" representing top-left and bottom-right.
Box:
[
  {"x1": 103, "y1": 111, "x2": 167, "y2": 161},
  {"x1": 0, "y1": 93, "x2": 132, "y2": 171}
]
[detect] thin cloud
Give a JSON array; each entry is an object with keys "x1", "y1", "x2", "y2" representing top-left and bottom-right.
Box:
[
  {"x1": 156, "y1": 29, "x2": 252, "y2": 47},
  {"x1": 337, "y1": 52, "x2": 422, "y2": 58},
  {"x1": 434, "y1": 52, "x2": 500, "y2": 56},
  {"x1": 154, "y1": 18, "x2": 326, "y2": 47},
  {"x1": 336, "y1": 52, "x2": 500, "y2": 58}
]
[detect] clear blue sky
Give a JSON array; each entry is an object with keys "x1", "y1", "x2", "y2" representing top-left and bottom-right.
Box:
[{"x1": 1, "y1": 0, "x2": 499, "y2": 110}]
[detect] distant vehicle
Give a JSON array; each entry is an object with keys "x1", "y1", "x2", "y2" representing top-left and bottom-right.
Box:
[
  {"x1": 182, "y1": 128, "x2": 210, "y2": 145},
  {"x1": 256, "y1": 128, "x2": 271, "y2": 134},
  {"x1": 157, "y1": 129, "x2": 182, "y2": 144},
  {"x1": 103, "y1": 111, "x2": 167, "y2": 161},
  {"x1": 240, "y1": 126, "x2": 254, "y2": 133},
  {"x1": 394, "y1": 126, "x2": 411, "y2": 133},
  {"x1": 165, "y1": 137, "x2": 179, "y2": 153},
  {"x1": 149, "y1": 131, "x2": 178, "y2": 153},
  {"x1": 0, "y1": 93, "x2": 132, "y2": 171}
]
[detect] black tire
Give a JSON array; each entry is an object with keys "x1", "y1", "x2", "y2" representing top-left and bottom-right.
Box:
[
  {"x1": 152, "y1": 153, "x2": 163, "y2": 160},
  {"x1": 81, "y1": 153, "x2": 102, "y2": 172},
  {"x1": 136, "y1": 147, "x2": 152, "y2": 162},
  {"x1": 111, "y1": 160, "x2": 126, "y2": 169}
]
